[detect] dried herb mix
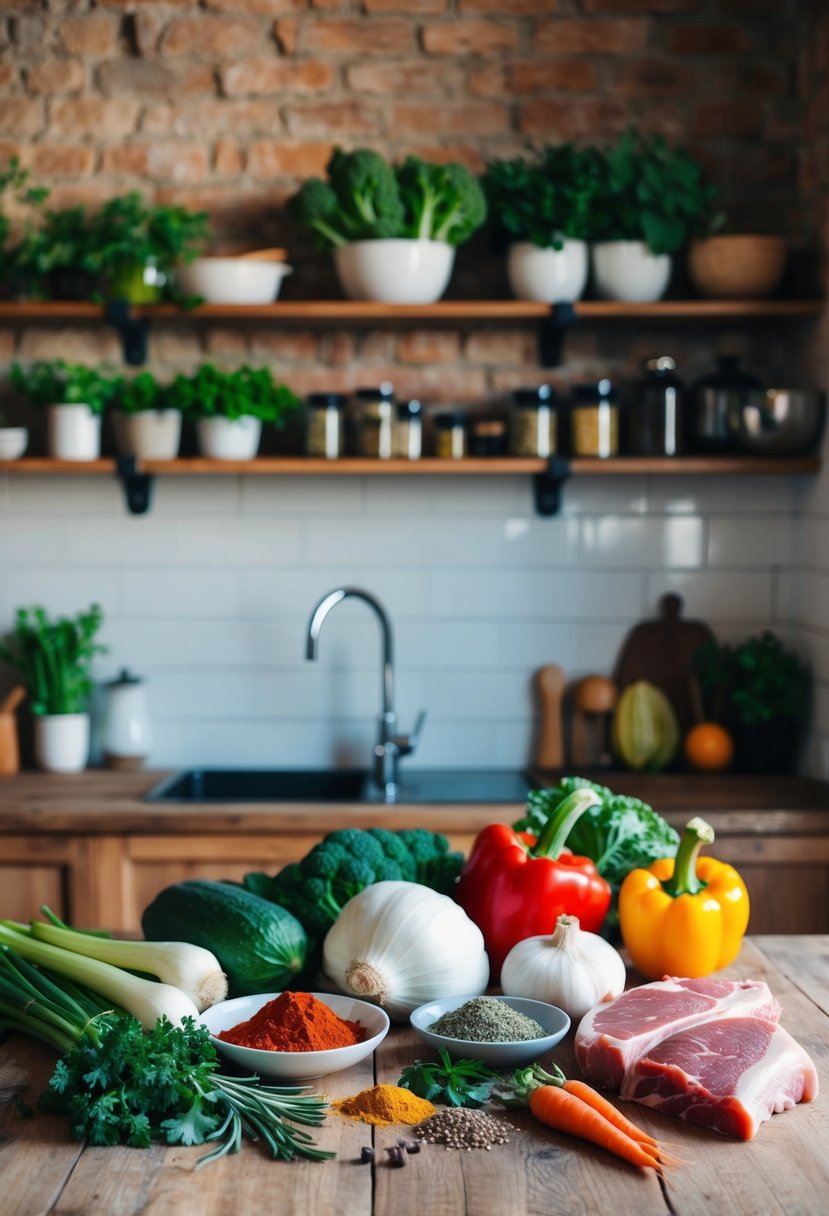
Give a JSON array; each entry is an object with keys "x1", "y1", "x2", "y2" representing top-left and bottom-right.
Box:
[{"x1": 428, "y1": 996, "x2": 545, "y2": 1043}]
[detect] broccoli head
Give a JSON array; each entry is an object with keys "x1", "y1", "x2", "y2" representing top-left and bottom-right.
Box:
[
  {"x1": 327, "y1": 147, "x2": 405, "y2": 241},
  {"x1": 287, "y1": 177, "x2": 349, "y2": 250},
  {"x1": 397, "y1": 156, "x2": 488, "y2": 246}
]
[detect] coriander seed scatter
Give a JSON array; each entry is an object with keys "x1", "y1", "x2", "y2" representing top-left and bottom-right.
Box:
[{"x1": 429, "y1": 997, "x2": 545, "y2": 1043}]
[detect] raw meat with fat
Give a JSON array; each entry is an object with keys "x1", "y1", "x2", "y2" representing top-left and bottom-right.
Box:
[
  {"x1": 619, "y1": 1015, "x2": 818, "y2": 1139},
  {"x1": 575, "y1": 976, "x2": 781, "y2": 1089}
]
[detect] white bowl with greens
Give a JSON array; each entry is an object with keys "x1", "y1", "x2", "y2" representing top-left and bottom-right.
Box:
[{"x1": 409, "y1": 994, "x2": 569, "y2": 1068}]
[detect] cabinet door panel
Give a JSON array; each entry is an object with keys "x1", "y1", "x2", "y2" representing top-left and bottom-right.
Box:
[{"x1": 0, "y1": 864, "x2": 66, "y2": 922}]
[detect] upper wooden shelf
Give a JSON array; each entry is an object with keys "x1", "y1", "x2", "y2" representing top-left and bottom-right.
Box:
[{"x1": 0, "y1": 299, "x2": 823, "y2": 322}]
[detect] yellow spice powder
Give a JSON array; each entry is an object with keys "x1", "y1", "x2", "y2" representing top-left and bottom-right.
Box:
[{"x1": 332, "y1": 1084, "x2": 436, "y2": 1127}]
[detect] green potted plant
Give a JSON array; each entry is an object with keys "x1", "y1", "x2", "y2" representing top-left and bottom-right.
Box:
[
  {"x1": 483, "y1": 143, "x2": 603, "y2": 303},
  {"x1": 112, "y1": 371, "x2": 182, "y2": 462},
  {"x1": 92, "y1": 192, "x2": 210, "y2": 304},
  {"x1": 11, "y1": 203, "x2": 102, "y2": 301},
  {"x1": 170, "y1": 363, "x2": 300, "y2": 460},
  {"x1": 590, "y1": 129, "x2": 718, "y2": 302},
  {"x1": 288, "y1": 147, "x2": 487, "y2": 303},
  {"x1": 0, "y1": 603, "x2": 106, "y2": 773},
  {"x1": 10, "y1": 360, "x2": 121, "y2": 460},
  {"x1": 692, "y1": 631, "x2": 810, "y2": 773}
]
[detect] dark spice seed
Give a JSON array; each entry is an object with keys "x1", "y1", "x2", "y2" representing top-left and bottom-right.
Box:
[
  {"x1": 359, "y1": 1146, "x2": 374, "y2": 1163},
  {"x1": 386, "y1": 1145, "x2": 406, "y2": 1168}
]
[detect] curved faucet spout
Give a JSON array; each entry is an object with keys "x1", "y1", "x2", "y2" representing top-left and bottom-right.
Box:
[{"x1": 305, "y1": 586, "x2": 394, "y2": 721}]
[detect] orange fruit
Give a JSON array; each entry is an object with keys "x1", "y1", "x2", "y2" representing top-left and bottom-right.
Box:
[{"x1": 684, "y1": 722, "x2": 736, "y2": 771}]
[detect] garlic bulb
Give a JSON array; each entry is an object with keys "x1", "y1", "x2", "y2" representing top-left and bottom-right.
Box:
[
  {"x1": 322, "y1": 881, "x2": 490, "y2": 1022},
  {"x1": 500, "y1": 914, "x2": 626, "y2": 1023}
]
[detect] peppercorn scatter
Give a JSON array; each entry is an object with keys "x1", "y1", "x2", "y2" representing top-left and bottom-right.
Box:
[
  {"x1": 414, "y1": 1108, "x2": 512, "y2": 1151},
  {"x1": 217, "y1": 991, "x2": 365, "y2": 1053},
  {"x1": 333, "y1": 1084, "x2": 436, "y2": 1127},
  {"x1": 428, "y1": 996, "x2": 545, "y2": 1043}
]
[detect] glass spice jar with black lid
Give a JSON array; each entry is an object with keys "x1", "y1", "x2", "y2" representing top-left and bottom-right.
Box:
[
  {"x1": 352, "y1": 382, "x2": 395, "y2": 459},
  {"x1": 569, "y1": 378, "x2": 619, "y2": 458},
  {"x1": 433, "y1": 409, "x2": 469, "y2": 459},
  {"x1": 469, "y1": 417, "x2": 507, "y2": 456},
  {"x1": 305, "y1": 392, "x2": 346, "y2": 459},
  {"x1": 629, "y1": 356, "x2": 685, "y2": 457},
  {"x1": 395, "y1": 399, "x2": 423, "y2": 460},
  {"x1": 509, "y1": 384, "x2": 557, "y2": 457}
]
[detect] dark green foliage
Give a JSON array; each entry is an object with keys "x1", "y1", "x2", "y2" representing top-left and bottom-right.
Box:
[
  {"x1": 0, "y1": 603, "x2": 106, "y2": 716},
  {"x1": 117, "y1": 371, "x2": 168, "y2": 415},
  {"x1": 166, "y1": 363, "x2": 301, "y2": 425},
  {"x1": 10, "y1": 359, "x2": 121, "y2": 415},
  {"x1": 396, "y1": 156, "x2": 487, "y2": 246},
  {"x1": 693, "y1": 631, "x2": 810, "y2": 726},
  {"x1": 398, "y1": 1048, "x2": 498, "y2": 1108},
  {"x1": 93, "y1": 192, "x2": 209, "y2": 277},
  {"x1": 483, "y1": 143, "x2": 604, "y2": 248}
]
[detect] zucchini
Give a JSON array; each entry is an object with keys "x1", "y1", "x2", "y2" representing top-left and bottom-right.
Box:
[{"x1": 141, "y1": 880, "x2": 307, "y2": 998}]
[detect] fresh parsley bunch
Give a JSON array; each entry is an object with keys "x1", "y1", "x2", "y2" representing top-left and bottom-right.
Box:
[{"x1": 398, "y1": 1048, "x2": 498, "y2": 1109}]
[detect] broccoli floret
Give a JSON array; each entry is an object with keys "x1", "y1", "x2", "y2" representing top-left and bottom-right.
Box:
[
  {"x1": 287, "y1": 176, "x2": 349, "y2": 250},
  {"x1": 301, "y1": 842, "x2": 347, "y2": 879},
  {"x1": 327, "y1": 147, "x2": 405, "y2": 241},
  {"x1": 397, "y1": 156, "x2": 487, "y2": 246},
  {"x1": 368, "y1": 827, "x2": 417, "y2": 878},
  {"x1": 336, "y1": 857, "x2": 375, "y2": 889},
  {"x1": 374, "y1": 858, "x2": 404, "y2": 882},
  {"x1": 272, "y1": 861, "x2": 304, "y2": 893},
  {"x1": 326, "y1": 828, "x2": 385, "y2": 867}
]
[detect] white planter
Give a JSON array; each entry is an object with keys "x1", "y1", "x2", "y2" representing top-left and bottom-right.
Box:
[
  {"x1": 115, "y1": 410, "x2": 182, "y2": 461},
  {"x1": 33, "y1": 713, "x2": 90, "y2": 774},
  {"x1": 507, "y1": 239, "x2": 589, "y2": 303},
  {"x1": 334, "y1": 239, "x2": 456, "y2": 304},
  {"x1": 196, "y1": 415, "x2": 262, "y2": 461},
  {"x1": 48, "y1": 403, "x2": 102, "y2": 461},
  {"x1": 591, "y1": 240, "x2": 672, "y2": 303}
]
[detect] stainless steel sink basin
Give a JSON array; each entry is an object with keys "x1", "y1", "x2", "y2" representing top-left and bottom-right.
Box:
[{"x1": 145, "y1": 768, "x2": 532, "y2": 805}]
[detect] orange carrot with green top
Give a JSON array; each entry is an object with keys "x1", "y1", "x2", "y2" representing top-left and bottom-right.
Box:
[
  {"x1": 562, "y1": 1078, "x2": 660, "y2": 1151},
  {"x1": 527, "y1": 1083, "x2": 661, "y2": 1170}
]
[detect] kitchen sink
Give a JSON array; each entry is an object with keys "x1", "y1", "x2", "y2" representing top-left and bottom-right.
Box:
[{"x1": 145, "y1": 767, "x2": 533, "y2": 805}]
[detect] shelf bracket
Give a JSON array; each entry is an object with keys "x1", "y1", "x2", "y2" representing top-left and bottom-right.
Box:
[
  {"x1": 533, "y1": 455, "x2": 571, "y2": 517},
  {"x1": 538, "y1": 302, "x2": 577, "y2": 368},
  {"x1": 116, "y1": 456, "x2": 154, "y2": 515},
  {"x1": 105, "y1": 300, "x2": 149, "y2": 366}
]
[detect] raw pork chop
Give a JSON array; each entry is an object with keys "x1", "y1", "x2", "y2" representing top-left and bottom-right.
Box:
[
  {"x1": 575, "y1": 976, "x2": 780, "y2": 1089},
  {"x1": 620, "y1": 1015, "x2": 818, "y2": 1139}
]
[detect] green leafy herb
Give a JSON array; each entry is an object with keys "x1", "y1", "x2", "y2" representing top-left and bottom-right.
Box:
[
  {"x1": 692, "y1": 631, "x2": 810, "y2": 726},
  {"x1": 11, "y1": 360, "x2": 122, "y2": 415},
  {"x1": 398, "y1": 1048, "x2": 498, "y2": 1109},
  {"x1": 167, "y1": 363, "x2": 300, "y2": 425},
  {"x1": 483, "y1": 143, "x2": 604, "y2": 248},
  {"x1": 0, "y1": 603, "x2": 106, "y2": 716}
]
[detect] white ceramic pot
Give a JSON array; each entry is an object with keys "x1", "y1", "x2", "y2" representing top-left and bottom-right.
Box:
[
  {"x1": 0, "y1": 427, "x2": 28, "y2": 460},
  {"x1": 334, "y1": 239, "x2": 456, "y2": 304},
  {"x1": 507, "y1": 239, "x2": 589, "y2": 303},
  {"x1": 177, "y1": 258, "x2": 293, "y2": 305},
  {"x1": 591, "y1": 240, "x2": 672, "y2": 303},
  {"x1": 115, "y1": 410, "x2": 182, "y2": 461},
  {"x1": 33, "y1": 713, "x2": 90, "y2": 774},
  {"x1": 48, "y1": 403, "x2": 102, "y2": 461},
  {"x1": 196, "y1": 415, "x2": 262, "y2": 460}
]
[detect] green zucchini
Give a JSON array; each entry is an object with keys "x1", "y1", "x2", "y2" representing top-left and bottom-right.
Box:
[{"x1": 141, "y1": 880, "x2": 307, "y2": 998}]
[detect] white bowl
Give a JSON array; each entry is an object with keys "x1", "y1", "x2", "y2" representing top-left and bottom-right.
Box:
[
  {"x1": 334, "y1": 238, "x2": 455, "y2": 303},
  {"x1": 0, "y1": 427, "x2": 29, "y2": 460},
  {"x1": 200, "y1": 991, "x2": 390, "y2": 1081},
  {"x1": 409, "y1": 995, "x2": 570, "y2": 1068},
  {"x1": 177, "y1": 258, "x2": 293, "y2": 305},
  {"x1": 507, "y1": 239, "x2": 589, "y2": 303}
]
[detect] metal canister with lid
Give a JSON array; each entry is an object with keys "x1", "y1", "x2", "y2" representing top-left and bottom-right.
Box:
[
  {"x1": 629, "y1": 356, "x2": 685, "y2": 456},
  {"x1": 569, "y1": 378, "x2": 619, "y2": 458},
  {"x1": 352, "y1": 382, "x2": 395, "y2": 458},
  {"x1": 305, "y1": 392, "x2": 346, "y2": 459},
  {"x1": 509, "y1": 384, "x2": 557, "y2": 457}
]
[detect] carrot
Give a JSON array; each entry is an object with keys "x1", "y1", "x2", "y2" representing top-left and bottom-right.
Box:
[
  {"x1": 562, "y1": 1079, "x2": 660, "y2": 1151},
  {"x1": 528, "y1": 1084, "x2": 661, "y2": 1172}
]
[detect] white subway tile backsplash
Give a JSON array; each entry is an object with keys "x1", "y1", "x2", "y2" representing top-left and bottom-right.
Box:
[
  {"x1": 707, "y1": 516, "x2": 794, "y2": 567},
  {"x1": 647, "y1": 571, "x2": 773, "y2": 623},
  {"x1": 565, "y1": 515, "x2": 705, "y2": 567},
  {"x1": 0, "y1": 569, "x2": 121, "y2": 623},
  {"x1": 242, "y1": 475, "x2": 364, "y2": 515},
  {"x1": 119, "y1": 569, "x2": 242, "y2": 617},
  {"x1": 177, "y1": 517, "x2": 302, "y2": 566},
  {"x1": 648, "y1": 475, "x2": 800, "y2": 515},
  {"x1": 432, "y1": 568, "x2": 643, "y2": 620},
  {"x1": 7, "y1": 475, "x2": 122, "y2": 515}
]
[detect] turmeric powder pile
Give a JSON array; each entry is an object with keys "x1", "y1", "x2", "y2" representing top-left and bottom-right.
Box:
[{"x1": 333, "y1": 1084, "x2": 435, "y2": 1127}]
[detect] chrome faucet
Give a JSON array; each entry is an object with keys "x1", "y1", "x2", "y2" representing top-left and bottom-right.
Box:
[{"x1": 305, "y1": 586, "x2": 425, "y2": 798}]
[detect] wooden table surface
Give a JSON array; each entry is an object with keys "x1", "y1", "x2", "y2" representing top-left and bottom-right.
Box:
[{"x1": 1, "y1": 937, "x2": 827, "y2": 1216}]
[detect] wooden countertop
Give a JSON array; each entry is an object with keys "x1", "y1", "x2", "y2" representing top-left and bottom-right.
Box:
[
  {"x1": 1, "y1": 937, "x2": 826, "y2": 1216},
  {"x1": 1, "y1": 770, "x2": 829, "y2": 837}
]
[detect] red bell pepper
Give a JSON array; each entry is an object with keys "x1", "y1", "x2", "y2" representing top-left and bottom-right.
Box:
[{"x1": 455, "y1": 789, "x2": 611, "y2": 981}]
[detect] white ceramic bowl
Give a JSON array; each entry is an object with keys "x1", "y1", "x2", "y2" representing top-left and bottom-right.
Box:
[
  {"x1": 177, "y1": 258, "x2": 293, "y2": 305},
  {"x1": 0, "y1": 427, "x2": 29, "y2": 460},
  {"x1": 200, "y1": 991, "x2": 390, "y2": 1081},
  {"x1": 334, "y1": 238, "x2": 455, "y2": 303},
  {"x1": 409, "y1": 995, "x2": 570, "y2": 1068}
]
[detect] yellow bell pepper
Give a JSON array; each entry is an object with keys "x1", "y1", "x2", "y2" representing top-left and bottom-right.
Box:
[{"x1": 618, "y1": 816, "x2": 749, "y2": 981}]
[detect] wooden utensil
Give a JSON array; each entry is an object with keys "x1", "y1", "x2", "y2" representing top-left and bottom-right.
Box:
[
  {"x1": 534, "y1": 664, "x2": 566, "y2": 768},
  {"x1": 234, "y1": 248, "x2": 288, "y2": 262},
  {"x1": 570, "y1": 675, "x2": 617, "y2": 768},
  {"x1": 613, "y1": 593, "x2": 716, "y2": 736},
  {"x1": 0, "y1": 685, "x2": 25, "y2": 776}
]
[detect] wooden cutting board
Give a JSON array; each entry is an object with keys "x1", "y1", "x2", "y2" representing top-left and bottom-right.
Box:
[{"x1": 613, "y1": 593, "x2": 716, "y2": 736}]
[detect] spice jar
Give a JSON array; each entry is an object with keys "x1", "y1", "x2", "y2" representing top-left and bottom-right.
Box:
[
  {"x1": 433, "y1": 410, "x2": 469, "y2": 459},
  {"x1": 395, "y1": 399, "x2": 423, "y2": 460},
  {"x1": 629, "y1": 357, "x2": 685, "y2": 457},
  {"x1": 469, "y1": 417, "x2": 507, "y2": 457},
  {"x1": 352, "y1": 383, "x2": 395, "y2": 459},
  {"x1": 305, "y1": 392, "x2": 346, "y2": 459},
  {"x1": 509, "y1": 385, "x2": 557, "y2": 457},
  {"x1": 569, "y1": 379, "x2": 619, "y2": 458}
]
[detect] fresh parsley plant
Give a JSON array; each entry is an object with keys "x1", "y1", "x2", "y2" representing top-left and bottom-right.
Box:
[{"x1": 398, "y1": 1048, "x2": 498, "y2": 1109}]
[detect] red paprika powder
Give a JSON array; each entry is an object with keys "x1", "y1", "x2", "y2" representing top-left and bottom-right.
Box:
[{"x1": 218, "y1": 991, "x2": 366, "y2": 1053}]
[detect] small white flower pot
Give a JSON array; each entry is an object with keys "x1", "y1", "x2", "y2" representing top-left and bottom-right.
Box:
[
  {"x1": 115, "y1": 410, "x2": 182, "y2": 461},
  {"x1": 48, "y1": 403, "x2": 102, "y2": 461},
  {"x1": 334, "y1": 239, "x2": 456, "y2": 304},
  {"x1": 33, "y1": 713, "x2": 90, "y2": 774},
  {"x1": 196, "y1": 415, "x2": 262, "y2": 461},
  {"x1": 591, "y1": 240, "x2": 672, "y2": 303},
  {"x1": 507, "y1": 239, "x2": 589, "y2": 303}
]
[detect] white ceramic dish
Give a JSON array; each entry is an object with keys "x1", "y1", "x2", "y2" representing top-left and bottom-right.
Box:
[
  {"x1": 334, "y1": 238, "x2": 455, "y2": 303},
  {"x1": 409, "y1": 995, "x2": 570, "y2": 1068},
  {"x1": 177, "y1": 258, "x2": 293, "y2": 305},
  {"x1": 200, "y1": 991, "x2": 390, "y2": 1081},
  {"x1": 0, "y1": 427, "x2": 29, "y2": 460}
]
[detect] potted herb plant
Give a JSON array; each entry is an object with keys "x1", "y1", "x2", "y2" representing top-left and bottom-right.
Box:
[
  {"x1": 483, "y1": 143, "x2": 603, "y2": 303},
  {"x1": 93, "y1": 192, "x2": 210, "y2": 305},
  {"x1": 1, "y1": 156, "x2": 49, "y2": 297},
  {"x1": 113, "y1": 371, "x2": 182, "y2": 461},
  {"x1": 0, "y1": 603, "x2": 106, "y2": 773},
  {"x1": 171, "y1": 363, "x2": 301, "y2": 460},
  {"x1": 288, "y1": 147, "x2": 487, "y2": 304},
  {"x1": 11, "y1": 203, "x2": 101, "y2": 301},
  {"x1": 10, "y1": 360, "x2": 121, "y2": 460},
  {"x1": 692, "y1": 631, "x2": 810, "y2": 774},
  {"x1": 590, "y1": 129, "x2": 718, "y2": 302}
]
